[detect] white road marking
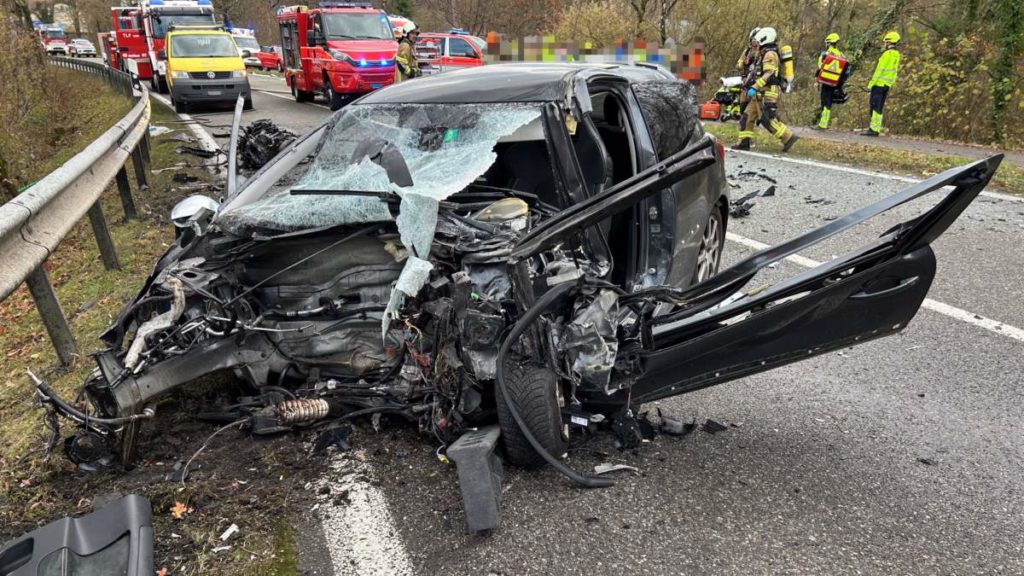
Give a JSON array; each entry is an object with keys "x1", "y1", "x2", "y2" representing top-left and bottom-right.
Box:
[
  {"x1": 149, "y1": 92, "x2": 225, "y2": 157},
  {"x1": 729, "y1": 149, "x2": 1022, "y2": 203},
  {"x1": 314, "y1": 455, "x2": 415, "y2": 576},
  {"x1": 257, "y1": 89, "x2": 332, "y2": 110},
  {"x1": 726, "y1": 231, "x2": 1024, "y2": 343}
]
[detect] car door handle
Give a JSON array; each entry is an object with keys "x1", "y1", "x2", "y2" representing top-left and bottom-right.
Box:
[{"x1": 849, "y1": 275, "x2": 919, "y2": 299}]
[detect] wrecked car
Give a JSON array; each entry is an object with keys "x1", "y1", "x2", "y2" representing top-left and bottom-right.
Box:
[{"x1": 34, "y1": 63, "x2": 1002, "y2": 488}]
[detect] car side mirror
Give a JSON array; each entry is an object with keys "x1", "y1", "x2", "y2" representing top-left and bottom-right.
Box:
[
  {"x1": 241, "y1": 49, "x2": 251, "y2": 57},
  {"x1": 311, "y1": 31, "x2": 325, "y2": 46},
  {"x1": 171, "y1": 195, "x2": 219, "y2": 236},
  {"x1": 157, "y1": 49, "x2": 166, "y2": 60}
]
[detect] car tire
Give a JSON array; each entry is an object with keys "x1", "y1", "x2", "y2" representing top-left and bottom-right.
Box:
[
  {"x1": 325, "y1": 79, "x2": 345, "y2": 111},
  {"x1": 277, "y1": 62, "x2": 284, "y2": 72},
  {"x1": 693, "y1": 203, "x2": 726, "y2": 284},
  {"x1": 495, "y1": 360, "x2": 568, "y2": 469},
  {"x1": 291, "y1": 81, "x2": 311, "y2": 103},
  {"x1": 173, "y1": 98, "x2": 187, "y2": 114},
  {"x1": 243, "y1": 97, "x2": 253, "y2": 111}
]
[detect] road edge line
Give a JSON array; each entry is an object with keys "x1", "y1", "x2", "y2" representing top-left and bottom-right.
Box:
[{"x1": 729, "y1": 149, "x2": 1022, "y2": 203}]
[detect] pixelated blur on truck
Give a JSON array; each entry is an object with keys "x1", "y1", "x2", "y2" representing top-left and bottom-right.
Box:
[{"x1": 276, "y1": 2, "x2": 398, "y2": 111}]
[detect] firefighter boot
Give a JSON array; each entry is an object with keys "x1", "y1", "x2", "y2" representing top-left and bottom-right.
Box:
[
  {"x1": 783, "y1": 133, "x2": 799, "y2": 152},
  {"x1": 732, "y1": 139, "x2": 751, "y2": 151},
  {"x1": 817, "y1": 106, "x2": 831, "y2": 130}
]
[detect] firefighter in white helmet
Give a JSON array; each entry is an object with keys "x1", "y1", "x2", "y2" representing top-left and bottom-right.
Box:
[
  {"x1": 395, "y1": 20, "x2": 420, "y2": 82},
  {"x1": 734, "y1": 27, "x2": 798, "y2": 152}
]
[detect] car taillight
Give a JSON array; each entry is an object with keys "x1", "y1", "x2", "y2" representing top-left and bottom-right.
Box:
[{"x1": 713, "y1": 136, "x2": 725, "y2": 160}]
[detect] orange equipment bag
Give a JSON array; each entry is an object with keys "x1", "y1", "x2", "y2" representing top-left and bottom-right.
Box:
[
  {"x1": 816, "y1": 52, "x2": 848, "y2": 86},
  {"x1": 699, "y1": 100, "x2": 721, "y2": 120}
]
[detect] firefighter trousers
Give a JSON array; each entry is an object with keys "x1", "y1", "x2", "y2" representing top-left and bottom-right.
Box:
[
  {"x1": 868, "y1": 86, "x2": 890, "y2": 134},
  {"x1": 818, "y1": 85, "x2": 836, "y2": 129},
  {"x1": 740, "y1": 97, "x2": 793, "y2": 146}
]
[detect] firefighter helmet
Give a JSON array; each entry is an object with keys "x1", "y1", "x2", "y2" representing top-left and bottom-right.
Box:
[
  {"x1": 883, "y1": 31, "x2": 901, "y2": 44},
  {"x1": 400, "y1": 20, "x2": 418, "y2": 37},
  {"x1": 825, "y1": 33, "x2": 840, "y2": 44},
  {"x1": 748, "y1": 27, "x2": 761, "y2": 41},
  {"x1": 754, "y1": 27, "x2": 777, "y2": 46}
]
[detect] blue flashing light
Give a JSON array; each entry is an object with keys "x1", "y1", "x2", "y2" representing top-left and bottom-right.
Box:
[
  {"x1": 149, "y1": 0, "x2": 164, "y2": 5},
  {"x1": 359, "y1": 58, "x2": 368, "y2": 66},
  {"x1": 196, "y1": 0, "x2": 211, "y2": 4},
  {"x1": 380, "y1": 58, "x2": 387, "y2": 66}
]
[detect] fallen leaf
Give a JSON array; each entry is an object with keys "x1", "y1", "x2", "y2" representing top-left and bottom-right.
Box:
[{"x1": 170, "y1": 501, "x2": 191, "y2": 519}]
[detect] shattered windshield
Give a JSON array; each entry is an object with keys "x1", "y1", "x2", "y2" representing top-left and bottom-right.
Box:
[{"x1": 218, "y1": 103, "x2": 543, "y2": 235}]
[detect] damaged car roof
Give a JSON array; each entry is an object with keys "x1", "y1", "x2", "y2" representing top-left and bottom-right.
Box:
[{"x1": 359, "y1": 63, "x2": 670, "y2": 104}]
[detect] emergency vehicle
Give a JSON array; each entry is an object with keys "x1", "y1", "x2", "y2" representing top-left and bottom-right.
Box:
[
  {"x1": 416, "y1": 30, "x2": 485, "y2": 75},
  {"x1": 387, "y1": 14, "x2": 410, "y2": 39},
  {"x1": 37, "y1": 24, "x2": 68, "y2": 55},
  {"x1": 106, "y1": 0, "x2": 217, "y2": 93},
  {"x1": 228, "y1": 26, "x2": 283, "y2": 70},
  {"x1": 276, "y1": 2, "x2": 397, "y2": 110}
]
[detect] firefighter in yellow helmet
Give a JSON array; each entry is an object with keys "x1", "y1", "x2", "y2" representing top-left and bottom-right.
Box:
[
  {"x1": 733, "y1": 27, "x2": 798, "y2": 152},
  {"x1": 815, "y1": 33, "x2": 848, "y2": 130},
  {"x1": 395, "y1": 21, "x2": 421, "y2": 83},
  {"x1": 861, "y1": 31, "x2": 901, "y2": 136}
]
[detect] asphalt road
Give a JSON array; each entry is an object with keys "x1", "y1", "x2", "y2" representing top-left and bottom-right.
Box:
[{"x1": 171, "y1": 76, "x2": 1024, "y2": 575}]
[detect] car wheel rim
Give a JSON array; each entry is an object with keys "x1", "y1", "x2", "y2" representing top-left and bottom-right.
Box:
[{"x1": 696, "y1": 213, "x2": 721, "y2": 283}]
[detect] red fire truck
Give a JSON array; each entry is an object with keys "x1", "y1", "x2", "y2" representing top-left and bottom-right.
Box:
[
  {"x1": 106, "y1": 0, "x2": 216, "y2": 92},
  {"x1": 277, "y1": 2, "x2": 398, "y2": 110},
  {"x1": 37, "y1": 24, "x2": 68, "y2": 55}
]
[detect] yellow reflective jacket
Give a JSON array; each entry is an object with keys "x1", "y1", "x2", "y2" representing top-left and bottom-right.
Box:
[
  {"x1": 753, "y1": 48, "x2": 782, "y2": 101},
  {"x1": 868, "y1": 48, "x2": 900, "y2": 88},
  {"x1": 395, "y1": 38, "x2": 418, "y2": 82},
  {"x1": 817, "y1": 45, "x2": 844, "y2": 71}
]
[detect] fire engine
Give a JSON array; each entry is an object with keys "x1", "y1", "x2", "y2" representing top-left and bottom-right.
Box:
[
  {"x1": 105, "y1": 0, "x2": 216, "y2": 93},
  {"x1": 37, "y1": 23, "x2": 68, "y2": 55},
  {"x1": 276, "y1": 2, "x2": 397, "y2": 110}
]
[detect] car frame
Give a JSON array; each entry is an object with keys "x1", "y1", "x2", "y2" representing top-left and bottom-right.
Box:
[{"x1": 34, "y1": 64, "x2": 1002, "y2": 487}]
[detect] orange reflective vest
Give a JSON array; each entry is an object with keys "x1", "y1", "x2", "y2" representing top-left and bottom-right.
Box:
[{"x1": 816, "y1": 52, "x2": 847, "y2": 87}]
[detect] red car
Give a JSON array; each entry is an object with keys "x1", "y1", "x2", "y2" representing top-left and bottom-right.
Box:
[{"x1": 416, "y1": 31, "x2": 485, "y2": 75}]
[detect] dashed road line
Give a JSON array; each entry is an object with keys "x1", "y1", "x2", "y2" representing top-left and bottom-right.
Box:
[{"x1": 726, "y1": 231, "x2": 1024, "y2": 343}]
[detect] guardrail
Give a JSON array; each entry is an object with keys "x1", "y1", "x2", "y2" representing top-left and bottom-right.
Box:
[{"x1": 0, "y1": 56, "x2": 152, "y2": 365}]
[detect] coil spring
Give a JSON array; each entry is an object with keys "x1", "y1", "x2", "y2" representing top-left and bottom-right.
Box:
[{"x1": 277, "y1": 399, "x2": 329, "y2": 424}]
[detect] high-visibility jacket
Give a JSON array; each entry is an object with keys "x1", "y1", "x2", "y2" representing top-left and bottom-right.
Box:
[
  {"x1": 753, "y1": 46, "x2": 782, "y2": 102},
  {"x1": 868, "y1": 48, "x2": 900, "y2": 88},
  {"x1": 395, "y1": 38, "x2": 419, "y2": 82},
  {"x1": 817, "y1": 45, "x2": 843, "y2": 70}
]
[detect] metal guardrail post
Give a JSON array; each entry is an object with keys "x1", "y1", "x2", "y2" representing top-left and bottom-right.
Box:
[
  {"x1": 115, "y1": 166, "x2": 137, "y2": 219},
  {"x1": 24, "y1": 266, "x2": 78, "y2": 366},
  {"x1": 140, "y1": 129, "x2": 152, "y2": 166},
  {"x1": 131, "y1": 145, "x2": 149, "y2": 191},
  {"x1": 86, "y1": 201, "x2": 121, "y2": 270}
]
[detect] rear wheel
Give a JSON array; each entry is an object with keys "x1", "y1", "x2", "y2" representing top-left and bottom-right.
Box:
[
  {"x1": 291, "y1": 80, "x2": 312, "y2": 103},
  {"x1": 496, "y1": 361, "x2": 569, "y2": 468},
  {"x1": 243, "y1": 97, "x2": 253, "y2": 111},
  {"x1": 693, "y1": 204, "x2": 725, "y2": 284}
]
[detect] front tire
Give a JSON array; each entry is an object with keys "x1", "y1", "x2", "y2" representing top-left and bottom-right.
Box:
[
  {"x1": 243, "y1": 97, "x2": 253, "y2": 111},
  {"x1": 173, "y1": 97, "x2": 187, "y2": 114},
  {"x1": 325, "y1": 78, "x2": 345, "y2": 111},
  {"x1": 291, "y1": 80, "x2": 312, "y2": 103},
  {"x1": 496, "y1": 362, "x2": 568, "y2": 468}
]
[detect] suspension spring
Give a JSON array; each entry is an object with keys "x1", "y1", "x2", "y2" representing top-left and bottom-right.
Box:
[{"x1": 277, "y1": 399, "x2": 329, "y2": 424}]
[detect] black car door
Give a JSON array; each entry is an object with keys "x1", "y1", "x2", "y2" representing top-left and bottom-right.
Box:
[{"x1": 624, "y1": 155, "x2": 1003, "y2": 403}]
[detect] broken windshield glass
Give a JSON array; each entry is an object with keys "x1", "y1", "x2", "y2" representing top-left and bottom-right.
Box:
[{"x1": 218, "y1": 103, "x2": 542, "y2": 234}]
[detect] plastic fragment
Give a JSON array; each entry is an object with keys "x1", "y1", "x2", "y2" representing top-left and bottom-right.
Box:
[
  {"x1": 220, "y1": 523, "x2": 239, "y2": 541},
  {"x1": 702, "y1": 419, "x2": 729, "y2": 434},
  {"x1": 593, "y1": 463, "x2": 640, "y2": 476}
]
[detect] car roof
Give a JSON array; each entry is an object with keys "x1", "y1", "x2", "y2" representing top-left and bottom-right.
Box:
[{"x1": 359, "y1": 62, "x2": 671, "y2": 104}]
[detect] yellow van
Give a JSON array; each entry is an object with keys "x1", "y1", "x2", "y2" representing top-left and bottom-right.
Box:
[{"x1": 164, "y1": 26, "x2": 252, "y2": 112}]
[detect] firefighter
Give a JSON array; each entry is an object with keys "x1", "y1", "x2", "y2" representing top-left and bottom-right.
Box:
[
  {"x1": 395, "y1": 21, "x2": 420, "y2": 82},
  {"x1": 734, "y1": 27, "x2": 799, "y2": 152},
  {"x1": 815, "y1": 33, "x2": 847, "y2": 130},
  {"x1": 735, "y1": 27, "x2": 760, "y2": 144},
  {"x1": 861, "y1": 31, "x2": 901, "y2": 136}
]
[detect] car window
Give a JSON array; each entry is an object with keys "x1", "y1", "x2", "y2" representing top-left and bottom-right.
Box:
[
  {"x1": 169, "y1": 35, "x2": 238, "y2": 58},
  {"x1": 448, "y1": 37, "x2": 477, "y2": 58},
  {"x1": 630, "y1": 80, "x2": 697, "y2": 160}
]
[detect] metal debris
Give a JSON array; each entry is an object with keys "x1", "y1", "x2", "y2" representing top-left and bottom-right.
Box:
[
  {"x1": 237, "y1": 119, "x2": 297, "y2": 170},
  {"x1": 593, "y1": 463, "x2": 640, "y2": 476},
  {"x1": 702, "y1": 419, "x2": 729, "y2": 434}
]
